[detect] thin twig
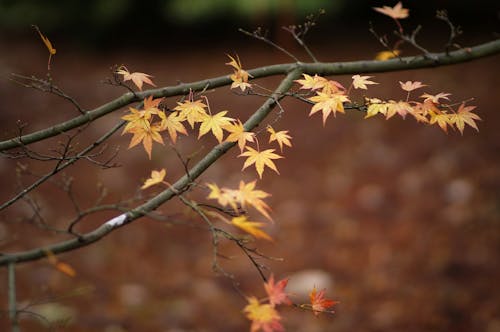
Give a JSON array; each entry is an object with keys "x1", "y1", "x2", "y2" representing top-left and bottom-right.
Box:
[
  {"x1": 10, "y1": 74, "x2": 86, "y2": 114},
  {"x1": 239, "y1": 28, "x2": 300, "y2": 62},
  {"x1": 8, "y1": 263, "x2": 20, "y2": 332},
  {"x1": 0, "y1": 121, "x2": 125, "y2": 212}
]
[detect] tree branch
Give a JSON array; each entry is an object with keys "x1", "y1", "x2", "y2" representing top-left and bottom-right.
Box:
[
  {"x1": 0, "y1": 68, "x2": 302, "y2": 266},
  {"x1": 8, "y1": 263, "x2": 20, "y2": 332},
  {"x1": 1, "y1": 39, "x2": 498, "y2": 152}
]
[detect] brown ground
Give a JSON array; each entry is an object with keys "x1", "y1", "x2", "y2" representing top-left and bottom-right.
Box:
[{"x1": 0, "y1": 32, "x2": 499, "y2": 332}]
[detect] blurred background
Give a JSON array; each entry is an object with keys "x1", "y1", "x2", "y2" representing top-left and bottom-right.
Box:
[{"x1": 0, "y1": 0, "x2": 499, "y2": 331}]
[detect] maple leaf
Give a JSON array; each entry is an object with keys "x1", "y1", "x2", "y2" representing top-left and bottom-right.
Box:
[
  {"x1": 295, "y1": 74, "x2": 328, "y2": 90},
  {"x1": 309, "y1": 287, "x2": 338, "y2": 317},
  {"x1": 237, "y1": 180, "x2": 272, "y2": 221},
  {"x1": 427, "y1": 101, "x2": 453, "y2": 133},
  {"x1": 127, "y1": 122, "x2": 164, "y2": 159},
  {"x1": 33, "y1": 25, "x2": 56, "y2": 70},
  {"x1": 352, "y1": 75, "x2": 378, "y2": 90},
  {"x1": 375, "y1": 49, "x2": 401, "y2": 61},
  {"x1": 174, "y1": 99, "x2": 208, "y2": 129},
  {"x1": 373, "y1": 2, "x2": 409, "y2": 19},
  {"x1": 143, "y1": 95, "x2": 163, "y2": 111},
  {"x1": 420, "y1": 92, "x2": 451, "y2": 103},
  {"x1": 387, "y1": 101, "x2": 413, "y2": 119},
  {"x1": 227, "y1": 54, "x2": 252, "y2": 91},
  {"x1": 267, "y1": 126, "x2": 292, "y2": 152},
  {"x1": 121, "y1": 107, "x2": 151, "y2": 134},
  {"x1": 141, "y1": 169, "x2": 166, "y2": 190},
  {"x1": 232, "y1": 216, "x2": 273, "y2": 241},
  {"x1": 449, "y1": 103, "x2": 481, "y2": 135},
  {"x1": 160, "y1": 112, "x2": 188, "y2": 143},
  {"x1": 399, "y1": 80, "x2": 427, "y2": 92},
  {"x1": 239, "y1": 147, "x2": 283, "y2": 179},
  {"x1": 224, "y1": 119, "x2": 255, "y2": 152},
  {"x1": 198, "y1": 111, "x2": 234, "y2": 143},
  {"x1": 308, "y1": 91, "x2": 350, "y2": 125},
  {"x1": 365, "y1": 99, "x2": 389, "y2": 119},
  {"x1": 206, "y1": 183, "x2": 239, "y2": 211},
  {"x1": 45, "y1": 249, "x2": 76, "y2": 277},
  {"x1": 116, "y1": 66, "x2": 156, "y2": 91},
  {"x1": 244, "y1": 297, "x2": 284, "y2": 332},
  {"x1": 264, "y1": 274, "x2": 292, "y2": 306}
]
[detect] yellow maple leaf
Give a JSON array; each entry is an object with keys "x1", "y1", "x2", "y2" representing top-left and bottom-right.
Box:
[
  {"x1": 141, "y1": 169, "x2": 166, "y2": 190},
  {"x1": 116, "y1": 66, "x2": 156, "y2": 91},
  {"x1": 243, "y1": 296, "x2": 283, "y2": 332},
  {"x1": 429, "y1": 110, "x2": 453, "y2": 133},
  {"x1": 160, "y1": 112, "x2": 187, "y2": 143},
  {"x1": 373, "y1": 1, "x2": 409, "y2": 19},
  {"x1": 449, "y1": 103, "x2": 481, "y2": 135},
  {"x1": 224, "y1": 119, "x2": 255, "y2": 152},
  {"x1": 237, "y1": 180, "x2": 272, "y2": 221},
  {"x1": 121, "y1": 107, "x2": 151, "y2": 134},
  {"x1": 239, "y1": 147, "x2": 283, "y2": 179},
  {"x1": 206, "y1": 183, "x2": 240, "y2": 213},
  {"x1": 308, "y1": 91, "x2": 350, "y2": 125},
  {"x1": 232, "y1": 216, "x2": 272, "y2": 241},
  {"x1": 365, "y1": 99, "x2": 389, "y2": 119},
  {"x1": 267, "y1": 125, "x2": 292, "y2": 152},
  {"x1": 198, "y1": 111, "x2": 234, "y2": 143},
  {"x1": 295, "y1": 74, "x2": 328, "y2": 90},
  {"x1": 174, "y1": 99, "x2": 208, "y2": 129},
  {"x1": 374, "y1": 49, "x2": 401, "y2": 61},
  {"x1": 352, "y1": 75, "x2": 378, "y2": 90},
  {"x1": 227, "y1": 54, "x2": 252, "y2": 91}
]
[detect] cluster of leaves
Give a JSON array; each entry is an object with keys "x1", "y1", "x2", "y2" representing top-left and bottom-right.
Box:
[
  {"x1": 119, "y1": 56, "x2": 293, "y2": 181},
  {"x1": 243, "y1": 275, "x2": 338, "y2": 332},
  {"x1": 296, "y1": 73, "x2": 480, "y2": 134}
]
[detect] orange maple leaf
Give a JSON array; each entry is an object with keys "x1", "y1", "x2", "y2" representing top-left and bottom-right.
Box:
[
  {"x1": 309, "y1": 287, "x2": 338, "y2": 317},
  {"x1": 375, "y1": 49, "x2": 401, "y2": 61},
  {"x1": 267, "y1": 126, "x2": 292, "y2": 152},
  {"x1": 239, "y1": 147, "x2": 283, "y2": 179},
  {"x1": 308, "y1": 91, "x2": 350, "y2": 125},
  {"x1": 352, "y1": 75, "x2": 378, "y2": 90},
  {"x1": 141, "y1": 169, "x2": 166, "y2": 190},
  {"x1": 450, "y1": 103, "x2": 481, "y2": 135},
  {"x1": 232, "y1": 216, "x2": 273, "y2": 241},
  {"x1": 224, "y1": 119, "x2": 255, "y2": 152},
  {"x1": 127, "y1": 122, "x2": 164, "y2": 159},
  {"x1": 116, "y1": 66, "x2": 156, "y2": 91},
  {"x1": 32, "y1": 25, "x2": 56, "y2": 70},
  {"x1": 373, "y1": 2, "x2": 409, "y2": 19},
  {"x1": 264, "y1": 274, "x2": 291, "y2": 306},
  {"x1": 243, "y1": 297, "x2": 284, "y2": 332},
  {"x1": 44, "y1": 250, "x2": 76, "y2": 277},
  {"x1": 198, "y1": 110, "x2": 234, "y2": 143}
]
